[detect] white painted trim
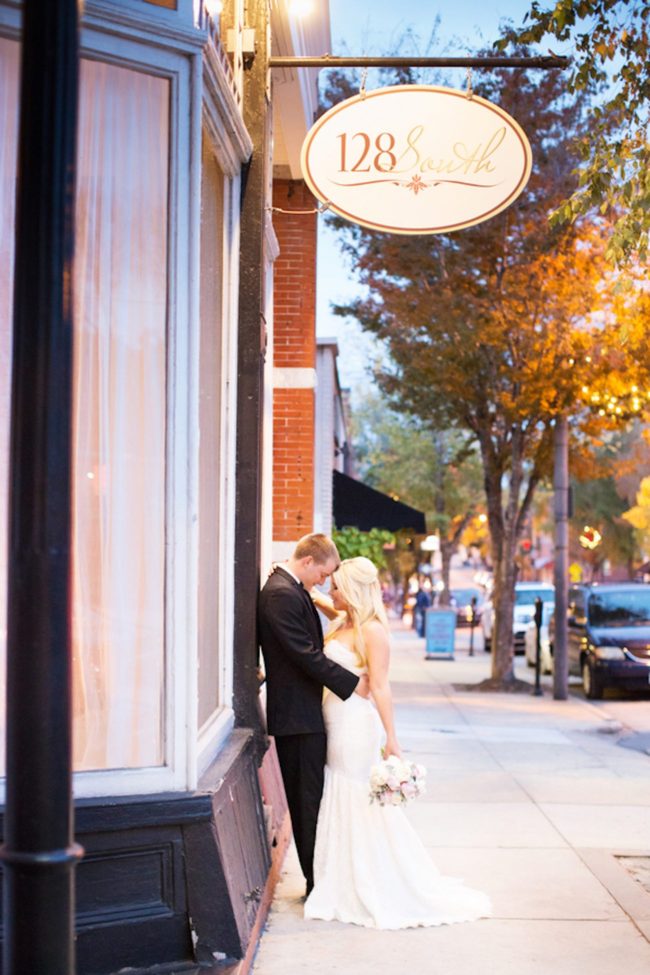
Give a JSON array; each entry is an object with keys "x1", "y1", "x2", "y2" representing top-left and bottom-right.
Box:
[
  {"x1": 83, "y1": 0, "x2": 202, "y2": 50},
  {"x1": 220, "y1": 173, "x2": 241, "y2": 718},
  {"x1": 272, "y1": 540, "x2": 296, "y2": 563},
  {"x1": 166, "y1": 38, "x2": 195, "y2": 795},
  {"x1": 181, "y1": 46, "x2": 204, "y2": 793},
  {"x1": 192, "y1": 163, "x2": 242, "y2": 777},
  {"x1": 202, "y1": 34, "x2": 253, "y2": 175},
  {"x1": 197, "y1": 707, "x2": 235, "y2": 778},
  {"x1": 273, "y1": 366, "x2": 318, "y2": 389}
]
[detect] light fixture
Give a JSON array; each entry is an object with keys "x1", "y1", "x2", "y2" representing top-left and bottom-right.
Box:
[
  {"x1": 288, "y1": 0, "x2": 315, "y2": 17},
  {"x1": 579, "y1": 525, "x2": 602, "y2": 550}
]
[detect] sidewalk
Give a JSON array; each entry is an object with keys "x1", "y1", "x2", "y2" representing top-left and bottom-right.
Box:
[{"x1": 253, "y1": 623, "x2": 650, "y2": 975}]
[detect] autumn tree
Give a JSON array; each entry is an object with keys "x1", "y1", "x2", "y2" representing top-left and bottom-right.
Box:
[
  {"x1": 326, "y1": 60, "x2": 615, "y2": 685},
  {"x1": 498, "y1": 0, "x2": 650, "y2": 264},
  {"x1": 351, "y1": 391, "x2": 484, "y2": 598}
]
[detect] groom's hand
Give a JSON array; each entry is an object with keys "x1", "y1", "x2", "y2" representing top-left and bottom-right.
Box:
[{"x1": 354, "y1": 674, "x2": 370, "y2": 699}]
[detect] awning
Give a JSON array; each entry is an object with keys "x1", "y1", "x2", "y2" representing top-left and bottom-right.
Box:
[{"x1": 332, "y1": 470, "x2": 426, "y2": 534}]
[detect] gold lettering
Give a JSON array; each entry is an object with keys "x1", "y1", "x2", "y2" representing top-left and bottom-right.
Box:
[
  {"x1": 391, "y1": 125, "x2": 424, "y2": 174},
  {"x1": 333, "y1": 124, "x2": 507, "y2": 183},
  {"x1": 465, "y1": 127, "x2": 506, "y2": 174}
]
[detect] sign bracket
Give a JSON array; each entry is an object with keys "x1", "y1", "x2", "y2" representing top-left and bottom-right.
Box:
[{"x1": 269, "y1": 54, "x2": 569, "y2": 70}]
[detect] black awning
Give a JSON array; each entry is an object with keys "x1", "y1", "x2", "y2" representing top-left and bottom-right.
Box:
[{"x1": 333, "y1": 470, "x2": 426, "y2": 534}]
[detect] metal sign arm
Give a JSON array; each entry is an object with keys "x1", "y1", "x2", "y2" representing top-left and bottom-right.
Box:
[{"x1": 269, "y1": 55, "x2": 569, "y2": 70}]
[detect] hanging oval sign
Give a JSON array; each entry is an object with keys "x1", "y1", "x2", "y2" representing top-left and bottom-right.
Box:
[{"x1": 300, "y1": 85, "x2": 533, "y2": 235}]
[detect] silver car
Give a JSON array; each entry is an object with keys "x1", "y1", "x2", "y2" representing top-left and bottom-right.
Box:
[{"x1": 482, "y1": 582, "x2": 555, "y2": 653}]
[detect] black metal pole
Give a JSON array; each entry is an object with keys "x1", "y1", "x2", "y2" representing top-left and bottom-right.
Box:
[
  {"x1": 533, "y1": 597, "x2": 543, "y2": 697},
  {"x1": 1, "y1": 3, "x2": 83, "y2": 974},
  {"x1": 553, "y1": 416, "x2": 569, "y2": 700},
  {"x1": 232, "y1": 0, "x2": 269, "y2": 745},
  {"x1": 269, "y1": 55, "x2": 570, "y2": 70},
  {"x1": 468, "y1": 597, "x2": 477, "y2": 657}
]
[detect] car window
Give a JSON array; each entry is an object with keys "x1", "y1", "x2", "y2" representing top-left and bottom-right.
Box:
[
  {"x1": 514, "y1": 589, "x2": 554, "y2": 605},
  {"x1": 587, "y1": 589, "x2": 650, "y2": 627}
]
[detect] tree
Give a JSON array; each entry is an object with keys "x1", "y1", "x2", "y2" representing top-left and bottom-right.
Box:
[
  {"x1": 497, "y1": 0, "x2": 650, "y2": 265},
  {"x1": 622, "y1": 477, "x2": 650, "y2": 559},
  {"x1": 351, "y1": 391, "x2": 484, "y2": 599},
  {"x1": 331, "y1": 525, "x2": 395, "y2": 568},
  {"x1": 326, "y1": 60, "x2": 616, "y2": 685}
]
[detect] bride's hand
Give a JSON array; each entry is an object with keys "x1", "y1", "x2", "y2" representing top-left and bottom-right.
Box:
[{"x1": 383, "y1": 738, "x2": 402, "y2": 759}]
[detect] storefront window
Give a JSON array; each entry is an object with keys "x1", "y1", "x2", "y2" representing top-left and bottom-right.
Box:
[
  {"x1": 197, "y1": 136, "x2": 225, "y2": 729},
  {"x1": 0, "y1": 41, "x2": 169, "y2": 773}
]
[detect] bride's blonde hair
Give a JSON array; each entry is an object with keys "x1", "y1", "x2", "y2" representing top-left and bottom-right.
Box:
[{"x1": 326, "y1": 556, "x2": 389, "y2": 666}]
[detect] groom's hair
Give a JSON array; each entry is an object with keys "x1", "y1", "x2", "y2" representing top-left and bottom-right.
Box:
[{"x1": 294, "y1": 533, "x2": 340, "y2": 566}]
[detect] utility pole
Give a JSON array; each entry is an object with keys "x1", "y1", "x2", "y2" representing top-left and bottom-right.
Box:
[
  {"x1": 553, "y1": 416, "x2": 569, "y2": 700},
  {"x1": 1, "y1": 3, "x2": 83, "y2": 973}
]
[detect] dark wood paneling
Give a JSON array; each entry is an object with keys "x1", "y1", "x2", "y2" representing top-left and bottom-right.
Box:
[
  {"x1": 77, "y1": 843, "x2": 181, "y2": 923},
  {"x1": 0, "y1": 730, "x2": 273, "y2": 974}
]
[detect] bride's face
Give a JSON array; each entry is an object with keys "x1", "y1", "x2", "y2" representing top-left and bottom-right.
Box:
[{"x1": 330, "y1": 576, "x2": 349, "y2": 612}]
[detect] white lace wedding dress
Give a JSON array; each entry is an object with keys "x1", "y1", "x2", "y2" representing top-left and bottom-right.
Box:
[{"x1": 304, "y1": 639, "x2": 491, "y2": 929}]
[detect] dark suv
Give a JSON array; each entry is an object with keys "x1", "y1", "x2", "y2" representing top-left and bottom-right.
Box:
[{"x1": 566, "y1": 583, "x2": 650, "y2": 699}]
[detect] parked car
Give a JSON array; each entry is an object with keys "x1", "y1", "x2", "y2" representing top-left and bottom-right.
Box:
[
  {"x1": 524, "y1": 600, "x2": 555, "y2": 674},
  {"x1": 482, "y1": 582, "x2": 555, "y2": 653},
  {"x1": 449, "y1": 587, "x2": 484, "y2": 627},
  {"x1": 560, "y1": 583, "x2": 650, "y2": 699}
]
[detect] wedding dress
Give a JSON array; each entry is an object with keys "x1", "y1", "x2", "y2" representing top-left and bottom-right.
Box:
[{"x1": 304, "y1": 638, "x2": 491, "y2": 929}]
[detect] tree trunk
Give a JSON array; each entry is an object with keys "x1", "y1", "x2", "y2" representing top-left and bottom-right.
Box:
[
  {"x1": 439, "y1": 540, "x2": 453, "y2": 605},
  {"x1": 491, "y1": 547, "x2": 518, "y2": 682},
  {"x1": 478, "y1": 425, "x2": 530, "y2": 687}
]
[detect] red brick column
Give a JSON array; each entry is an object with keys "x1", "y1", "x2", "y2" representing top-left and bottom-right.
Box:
[{"x1": 272, "y1": 180, "x2": 318, "y2": 543}]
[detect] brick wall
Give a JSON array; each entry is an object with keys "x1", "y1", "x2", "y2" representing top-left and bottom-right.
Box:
[{"x1": 272, "y1": 180, "x2": 318, "y2": 544}]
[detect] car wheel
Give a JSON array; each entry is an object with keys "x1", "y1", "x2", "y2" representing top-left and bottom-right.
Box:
[{"x1": 582, "y1": 659, "x2": 603, "y2": 700}]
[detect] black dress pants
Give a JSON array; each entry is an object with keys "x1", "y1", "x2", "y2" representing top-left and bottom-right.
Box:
[{"x1": 274, "y1": 732, "x2": 327, "y2": 893}]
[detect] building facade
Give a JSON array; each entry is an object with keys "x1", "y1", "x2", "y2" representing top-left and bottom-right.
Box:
[{"x1": 0, "y1": 1, "x2": 328, "y2": 971}]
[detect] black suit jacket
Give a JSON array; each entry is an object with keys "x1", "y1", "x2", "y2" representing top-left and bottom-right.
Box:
[{"x1": 258, "y1": 567, "x2": 359, "y2": 736}]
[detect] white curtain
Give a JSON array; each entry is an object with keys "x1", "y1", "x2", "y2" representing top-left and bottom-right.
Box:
[
  {"x1": 72, "y1": 59, "x2": 169, "y2": 771},
  {"x1": 0, "y1": 43, "x2": 170, "y2": 774},
  {"x1": 0, "y1": 37, "x2": 20, "y2": 775}
]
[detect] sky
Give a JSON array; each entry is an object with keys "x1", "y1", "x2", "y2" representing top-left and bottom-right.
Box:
[{"x1": 315, "y1": 0, "x2": 556, "y2": 395}]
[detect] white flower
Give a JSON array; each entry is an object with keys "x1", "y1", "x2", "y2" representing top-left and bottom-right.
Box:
[{"x1": 368, "y1": 756, "x2": 425, "y2": 807}]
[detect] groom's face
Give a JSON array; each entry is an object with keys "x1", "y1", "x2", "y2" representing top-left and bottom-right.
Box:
[{"x1": 302, "y1": 555, "x2": 339, "y2": 590}]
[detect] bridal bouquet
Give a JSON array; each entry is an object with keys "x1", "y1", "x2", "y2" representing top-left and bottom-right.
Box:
[{"x1": 369, "y1": 755, "x2": 427, "y2": 807}]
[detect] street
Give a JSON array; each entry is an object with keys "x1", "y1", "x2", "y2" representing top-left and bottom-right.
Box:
[{"x1": 253, "y1": 623, "x2": 650, "y2": 975}]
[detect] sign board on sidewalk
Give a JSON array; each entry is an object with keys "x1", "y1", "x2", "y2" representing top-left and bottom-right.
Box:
[
  {"x1": 424, "y1": 608, "x2": 456, "y2": 660},
  {"x1": 300, "y1": 85, "x2": 533, "y2": 235}
]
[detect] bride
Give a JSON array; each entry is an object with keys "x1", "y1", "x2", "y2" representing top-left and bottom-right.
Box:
[{"x1": 304, "y1": 556, "x2": 491, "y2": 929}]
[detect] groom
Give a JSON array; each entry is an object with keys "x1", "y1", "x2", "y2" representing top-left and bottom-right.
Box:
[{"x1": 258, "y1": 533, "x2": 367, "y2": 895}]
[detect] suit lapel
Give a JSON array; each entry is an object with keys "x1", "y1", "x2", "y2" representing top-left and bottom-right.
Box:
[
  {"x1": 302, "y1": 586, "x2": 324, "y2": 644},
  {"x1": 273, "y1": 567, "x2": 324, "y2": 645}
]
